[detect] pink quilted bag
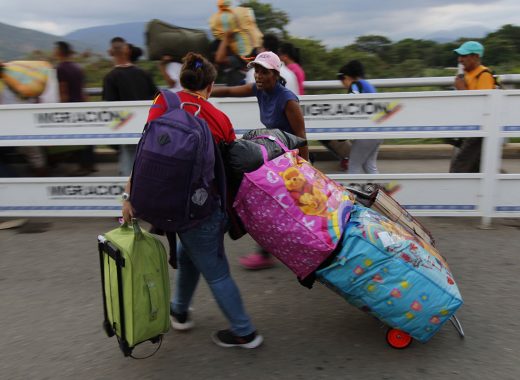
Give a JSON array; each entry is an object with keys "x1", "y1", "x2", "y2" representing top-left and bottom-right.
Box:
[{"x1": 233, "y1": 137, "x2": 354, "y2": 279}]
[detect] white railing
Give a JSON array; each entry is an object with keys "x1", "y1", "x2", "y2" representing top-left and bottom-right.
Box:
[
  {"x1": 1, "y1": 89, "x2": 519, "y2": 227},
  {"x1": 303, "y1": 74, "x2": 520, "y2": 90},
  {"x1": 84, "y1": 74, "x2": 520, "y2": 96}
]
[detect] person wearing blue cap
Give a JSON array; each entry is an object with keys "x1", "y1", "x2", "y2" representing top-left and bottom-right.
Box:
[
  {"x1": 450, "y1": 40, "x2": 496, "y2": 173},
  {"x1": 453, "y1": 41, "x2": 494, "y2": 91}
]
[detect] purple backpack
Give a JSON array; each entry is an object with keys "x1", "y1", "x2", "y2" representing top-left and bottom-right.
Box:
[{"x1": 130, "y1": 90, "x2": 217, "y2": 233}]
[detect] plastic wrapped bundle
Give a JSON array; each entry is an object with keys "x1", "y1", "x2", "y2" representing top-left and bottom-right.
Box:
[
  {"x1": 2, "y1": 61, "x2": 53, "y2": 98},
  {"x1": 221, "y1": 128, "x2": 307, "y2": 189},
  {"x1": 316, "y1": 205, "x2": 463, "y2": 343},
  {"x1": 208, "y1": 3, "x2": 262, "y2": 57},
  {"x1": 146, "y1": 19, "x2": 210, "y2": 61}
]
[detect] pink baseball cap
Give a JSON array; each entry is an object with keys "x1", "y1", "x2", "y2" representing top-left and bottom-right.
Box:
[{"x1": 247, "y1": 51, "x2": 282, "y2": 73}]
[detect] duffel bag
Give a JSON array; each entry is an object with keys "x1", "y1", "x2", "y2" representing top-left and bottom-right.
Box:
[
  {"x1": 146, "y1": 19, "x2": 210, "y2": 61},
  {"x1": 233, "y1": 137, "x2": 354, "y2": 280}
]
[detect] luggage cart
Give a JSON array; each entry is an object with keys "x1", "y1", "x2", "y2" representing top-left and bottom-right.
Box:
[{"x1": 385, "y1": 315, "x2": 465, "y2": 349}]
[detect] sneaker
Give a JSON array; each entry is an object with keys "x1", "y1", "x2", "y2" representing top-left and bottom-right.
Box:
[
  {"x1": 212, "y1": 329, "x2": 263, "y2": 349},
  {"x1": 170, "y1": 310, "x2": 194, "y2": 331},
  {"x1": 239, "y1": 253, "x2": 275, "y2": 270}
]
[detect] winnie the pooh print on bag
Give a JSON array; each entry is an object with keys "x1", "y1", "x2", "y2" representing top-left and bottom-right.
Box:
[{"x1": 279, "y1": 167, "x2": 328, "y2": 216}]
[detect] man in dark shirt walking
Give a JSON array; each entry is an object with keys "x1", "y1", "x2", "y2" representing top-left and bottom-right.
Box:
[
  {"x1": 55, "y1": 41, "x2": 86, "y2": 102},
  {"x1": 102, "y1": 37, "x2": 157, "y2": 175},
  {"x1": 54, "y1": 41, "x2": 96, "y2": 175}
]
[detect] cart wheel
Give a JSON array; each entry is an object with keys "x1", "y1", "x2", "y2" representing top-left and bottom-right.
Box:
[{"x1": 386, "y1": 328, "x2": 413, "y2": 349}]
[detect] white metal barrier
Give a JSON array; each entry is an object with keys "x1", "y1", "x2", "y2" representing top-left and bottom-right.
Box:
[
  {"x1": 303, "y1": 74, "x2": 520, "y2": 90},
  {"x1": 1, "y1": 90, "x2": 519, "y2": 226},
  {"x1": 84, "y1": 74, "x2": 520, "y2": 95}
]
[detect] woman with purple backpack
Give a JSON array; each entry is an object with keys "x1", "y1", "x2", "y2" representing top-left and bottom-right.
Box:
[{"x1": 121, "y1": 52, "x2": 263, "y2": 349}]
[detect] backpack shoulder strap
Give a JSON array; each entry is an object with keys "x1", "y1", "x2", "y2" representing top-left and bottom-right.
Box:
[
  {"x1": 213, "y1": 141, "x2": 228, "y2": 213},
  {"x1": 144, "y1": 90, "x2": 181, "y2": 129},
  {"x1": 160, "y1": 89, "x2": 181, "y2": 111},
  {"x1": 349, "y1": 81, "x2": 364, "y2": 94},
  {"x1": 476, "y1": 68, "x2": 493, "y2": 79},
  {"x1": 476, "y1": 68, "x2": 500, "y2": 88}
]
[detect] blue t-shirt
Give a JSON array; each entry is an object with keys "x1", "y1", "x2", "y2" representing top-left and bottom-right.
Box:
[
  {"x1": 350, "y1": 79, "x2": 376, "y2": 94},
  {"x1": 252, "y1": 82, "x2": 299, "y2": 134}
]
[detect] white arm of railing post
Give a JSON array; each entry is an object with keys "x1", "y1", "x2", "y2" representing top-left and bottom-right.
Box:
[{"x1": 479, "y1": 91, "x2": 504, "y2": 228}]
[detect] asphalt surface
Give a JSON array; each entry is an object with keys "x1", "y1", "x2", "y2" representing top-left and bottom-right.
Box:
[{"x1": 1, "y1": 156, "x2": 520, "y2": 380}]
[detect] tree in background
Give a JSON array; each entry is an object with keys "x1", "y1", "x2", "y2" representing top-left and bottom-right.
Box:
[
  {"x1": 481, "y1": 25, "x2": 520, "y2": 68},
  {"x1": 285, "y1": 37, "x2": 330, "y2": 80},
  {"x1": 353, "y1": 35, "x2": 392, "y2": 59}
]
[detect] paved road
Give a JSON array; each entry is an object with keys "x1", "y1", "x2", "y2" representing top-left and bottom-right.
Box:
[
  {"x1": 1, "y1": 212, "x2": 520, "y2": 379},
  {"x1": 2, "y1": 151, "x2": 520, "y2": 379}
]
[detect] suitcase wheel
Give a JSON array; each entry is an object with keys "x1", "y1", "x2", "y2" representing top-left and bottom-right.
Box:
[{"x1": 386, "y1": 328, "x2": 413, "y2": 349}]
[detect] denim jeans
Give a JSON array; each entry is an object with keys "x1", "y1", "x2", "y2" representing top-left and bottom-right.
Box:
[{"x1": 171, "y1": 208, "x2": 256, "y2": 336}]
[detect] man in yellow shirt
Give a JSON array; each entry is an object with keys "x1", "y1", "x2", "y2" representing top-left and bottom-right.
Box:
[{"x1": 451, "y1": 41, "x2": 496, "y2": 172}]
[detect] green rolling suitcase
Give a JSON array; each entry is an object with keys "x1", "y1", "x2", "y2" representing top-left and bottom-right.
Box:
[{"x1": 97, "y1": 219, "x2": 170, "y2": 357}]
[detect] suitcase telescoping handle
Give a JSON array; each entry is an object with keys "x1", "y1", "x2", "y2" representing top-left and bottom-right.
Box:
[
  {"x1": 98, "y1": 235, "x2": 125, "y2": 267},
  {"x1": 98, "y1": 235, "x2": 133, "y2": 356},
  {"x1": 98, "y1": 236, "x2": 116, "y2": 339}
]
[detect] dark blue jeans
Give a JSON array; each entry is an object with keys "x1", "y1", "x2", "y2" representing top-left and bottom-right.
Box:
[{"x1": 172, "y1": 209, "x2": 256, "y2": 336}]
